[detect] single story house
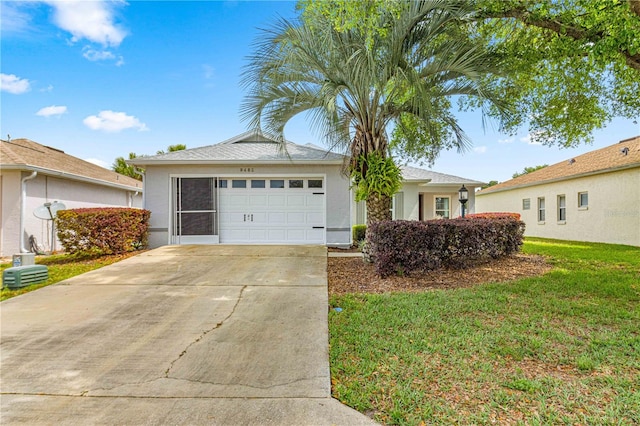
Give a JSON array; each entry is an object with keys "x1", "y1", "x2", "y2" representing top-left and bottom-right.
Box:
[
  {"x1": 130, "y1": 130, "x2": 484, "y2": 248},
  {"x1": 476, "y1": 135, "x2": 640, "y2": 247},
  {"x1": 1, "y1": 138, "x2": 143, "y2": 257},
  {"x1": 357, "y1": 165, "x2": 484, "y2": 224}
]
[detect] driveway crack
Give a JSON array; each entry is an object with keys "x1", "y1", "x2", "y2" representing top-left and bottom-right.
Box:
[{"x1": 164, "y1": 285, "x2": 247, "y2": 378}]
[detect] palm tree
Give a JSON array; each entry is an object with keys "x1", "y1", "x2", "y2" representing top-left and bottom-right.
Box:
[
  {"x1": 112, "y1": 152, "x2": 140, "y2": 180},
  {"x1": 156, "y1": 144, "x2": 187, "y2": 155},
  {"x1": 242, "y1": 0, "x2": 508, "y2": 225}
]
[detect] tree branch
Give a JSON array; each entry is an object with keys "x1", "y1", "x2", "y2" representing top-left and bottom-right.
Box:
[
  {"x1": 630, "y1": 0, "x2": 640, "y2": 18},
  {"x1": 480, "y1": 5, "x2": 640, "y2": 71}
]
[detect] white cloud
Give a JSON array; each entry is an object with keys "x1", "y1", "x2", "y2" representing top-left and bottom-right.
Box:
[
  {"x1": 115, "y1": 56, "x2": 125, "y2": 67},
  {"x1": 0, "y1": 2, "x2": 34, "y2": 35},
  {"x1": 36, "y1": 105, "x2": 68, "y2": 117},
  {"x1": 84, "y1": 158, "x2": 110, "y2": 169},
  {"x1": 497, "y1": 138, "x2": 513, "y2": 144},
  {"x1": 82, "y1": 46, "x2": 115, "y2": 61},
  {"x1": 1, "y1": 73, "x2": 31, "y2": 94},
  {"x1": 45, "y1": 0, "x2": 127, "y2": 47},
  {"x1": 83, "y1": 110, "x2": 149, "y2": 133},
  {"x1": 473, "y1": 146, "x2": 487, "y2": 154},
  {"x1": 520, "y1": 133, "x2": 543, "y2": 145},
  {"x1": 40, "y1": 84, "x2": 54, "y2": 93}
]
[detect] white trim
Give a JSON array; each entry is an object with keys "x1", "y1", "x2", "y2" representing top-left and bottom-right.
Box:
[
  {"x1": 433, "y1": 195, "x2": 451, "y2": 219},
  {"x1": 557, "y1": 194, "x2": 567, "y2": 222},
  {"x1": 130, "y1": 159, "x2": 344, "y2": 166},
  {"x1": 2, "y1": 165, "x2": 142, "y2": 192}
]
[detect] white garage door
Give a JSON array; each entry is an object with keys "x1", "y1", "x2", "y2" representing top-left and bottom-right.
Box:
[{"x1": 219, "y1": 178, "x2": 325, "y2": 244}]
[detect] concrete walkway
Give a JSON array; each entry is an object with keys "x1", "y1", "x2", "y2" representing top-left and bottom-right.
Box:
[{"x1": 1, "y1": 245, "x2": 376, "y2": 425}]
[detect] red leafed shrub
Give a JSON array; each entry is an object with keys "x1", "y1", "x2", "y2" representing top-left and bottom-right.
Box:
[
  {"x1": 465, "y1": 212, "x2": 521, "y2": 220},
  {"x1": 368, "y1": 217, "x2": 525, "y2": 277},
  {"x1": 56, "y1": 208, "x2": 150, "y2": 255}
]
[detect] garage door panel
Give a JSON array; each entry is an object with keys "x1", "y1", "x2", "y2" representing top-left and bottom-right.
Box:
[
  {"x1": 222, "y1": 212, "x2": 248, "y2": 225},
  {"x1": 249, "y1": 195, "x2": 268, "y2": 207},
  {"x1": 307, "y1": 195, "x2": 324, "y2": 207},
  {"x1": 221, "y1": 229, "x2": 250, "y2": 241},
  {"x1": 251, "y1": 212, "x2": 267, "y2": 224},
  {"x1": 287, "y1": 195, "x2": 305, "y2": 206},
  {"x1": 268, "y1": 195, "x2": 286, "y2": 206},
  {"x1": 219, "y1": 178, "x2": 325, "y2": 244},
  {"x1": 268, "y1": 229, "x2": 286, "y2": 240},
  {"x1": 307, "y1": 228, "x2": 325, "y2": 241},
  {"x1": 249, "y1": 229, "x2": 267, "y2": 241},
  {"x1": 286, "y1": 212, "x2": 305, "y2": 225},
  {"x1": 286, "y1": 229, "x2": 305, "y2": 241},
  {"x1": 227, "y1": 195, "x2": 249, "y2": 206},
  {"x1": 307, "y1": 212, "x2": 324, "y2": 224},
  {"x1": 268, "y1": 212, "x2": 286, "y2": 224}
]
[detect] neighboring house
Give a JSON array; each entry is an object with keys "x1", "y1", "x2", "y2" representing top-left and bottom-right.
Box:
[
  {"x1": 476, "y1": 136, "x2": 640, "y2": 247},
  {"x1": 1, "y1": 138, "x2": 143, "y2": 257},
  {"x1": 354, "y1": 165, "x2": 484, "y2": 225},
  {"x1": 130, "y1": 130, "x2": 485, "y2": 248}
]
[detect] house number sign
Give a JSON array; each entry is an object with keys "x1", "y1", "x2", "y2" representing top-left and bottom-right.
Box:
[{"x1": 240, "y1": 167, "x2": 255, "y2": 172}]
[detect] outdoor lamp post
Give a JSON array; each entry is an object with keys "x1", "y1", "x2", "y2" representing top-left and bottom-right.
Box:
[{"x1": 458, "y1": 185, "x2": 469, "y2": 218}]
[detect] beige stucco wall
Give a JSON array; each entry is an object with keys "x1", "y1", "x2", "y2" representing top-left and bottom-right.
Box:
[
  {"x1": 1, "y1": 171, "x2": 143, "y2": 257},
  {"x1": 143, "y1": 163, "x2": 351, "y2": 248},
  {"x1": 475, "y1": 167, "x2": 640, "y2": 246}
]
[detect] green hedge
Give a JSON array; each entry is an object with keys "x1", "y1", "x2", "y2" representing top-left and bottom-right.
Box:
[
  {"x1": 367, "y1": 218, "x2": 525, "y2": 277},
  {"x1": 352, "y1": 224, "x2": 367, "y2": 245},
  {"x1": 56, "y1": 208, "x2": 150, "y2": 255}
]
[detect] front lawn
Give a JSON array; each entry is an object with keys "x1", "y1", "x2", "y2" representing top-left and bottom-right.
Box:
[
  {"x1": 1, "y1": 252, "x2": 141, "y2": 301},
  {"x1": 329, "y1": 238, "x2": 640, "y2": 424}
]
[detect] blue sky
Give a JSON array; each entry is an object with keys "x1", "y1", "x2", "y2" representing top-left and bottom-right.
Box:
[{"x1": 2, "y1": 0, "x2": 638, "y2": 183}]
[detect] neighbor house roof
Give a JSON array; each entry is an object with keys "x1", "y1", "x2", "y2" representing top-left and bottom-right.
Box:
[
  {"x1": 478, "y1": 136, "x2": 640, "y2": 195},
  {"x1": 400, "y1": 165, "x2": 485, "y2": 186},
  {"x1": 0, "y1": 138, "x2": 142, "y2": 191},
  {"x1": 129, "y1": 130, "x2": 345, "y2": 165}
]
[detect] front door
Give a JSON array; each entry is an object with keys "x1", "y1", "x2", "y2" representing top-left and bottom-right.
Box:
[{"x1": 171, "y1": 177, "x2": 219, "y2": 244}]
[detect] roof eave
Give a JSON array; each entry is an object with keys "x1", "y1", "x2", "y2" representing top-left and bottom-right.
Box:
[
  {"x1": 127, "y1": 159, "x2": 345, "y2": 166},
  {"x1": 477, "y1": 163, "x2": 640, "y2": 196},
  {"x1": 0, "y1": 164, "x2": 143, "y2": 192}
]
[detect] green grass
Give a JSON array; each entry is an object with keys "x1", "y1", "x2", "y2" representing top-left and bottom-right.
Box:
[
  {"x1": 329, "y1": 238, "x2": 640, "y2": 425},
  {"x1": 1, "y1": 251, "x2": 140, "y2": 301}
]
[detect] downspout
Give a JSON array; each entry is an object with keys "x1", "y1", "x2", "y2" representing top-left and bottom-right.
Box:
[
  {"x1": 20, "y1": 171, "x2": 37, "y2": 253},
  {"x1": 133, "y1": 167, "x2": 145, "y2": 208}
]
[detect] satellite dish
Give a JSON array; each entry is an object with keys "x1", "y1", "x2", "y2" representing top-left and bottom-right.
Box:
[
  {"x1": 33, "y1": 201, "x2": 66, "y2": 254},
  {"x1": 33, "y1": 201, "x2": 66, "y2": 220},
  {"x1": 34, "y1": 205, "x2": 53, "y2": 220},
  {"x1": 49, "y1": 201, "x2": 66, "y2": 216}
]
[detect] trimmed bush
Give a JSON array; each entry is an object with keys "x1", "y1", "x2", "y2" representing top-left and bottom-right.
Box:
[
  {"x1": 368, "y1": 218, "x2": 525, "y2": 277},
  {"x1": 465, "y1": 212, "x2": 521, "y2": 220},
  {"x1": 56, "y1": 208, "x2": 150, "y2": 255},
  {"x1": 352, "y1": 224, "x2": 367, "y2": 245}
]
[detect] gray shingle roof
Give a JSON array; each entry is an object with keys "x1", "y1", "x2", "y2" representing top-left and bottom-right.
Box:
[
  {"x1": 130, "y1": 130, "x2": 345, "y2": 165},
  {"x1": 400, "y1": 165, "x2": 485, "y2": 185}
]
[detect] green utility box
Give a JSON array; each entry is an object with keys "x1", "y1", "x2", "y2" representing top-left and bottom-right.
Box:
[{"x1": 2, "y1": 265, "x2": 49, "y2": 289}]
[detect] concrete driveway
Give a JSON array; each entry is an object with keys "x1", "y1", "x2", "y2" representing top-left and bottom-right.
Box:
[{"x1": 1, "y1": 245, "x2": 376, "y2": 425}]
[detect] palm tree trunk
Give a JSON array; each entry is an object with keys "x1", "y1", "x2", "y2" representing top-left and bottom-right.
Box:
[
  {"x1": 366, "y1": 192, "x2": 392, "y2": 226},
  {"x1": 362, "y1": 192, "x2": 392, "y2": 262}
]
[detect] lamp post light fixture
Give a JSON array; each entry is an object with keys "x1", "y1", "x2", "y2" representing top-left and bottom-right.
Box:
[{"x1": 458, "y1": 185, "x2": 469, "y2": 218}]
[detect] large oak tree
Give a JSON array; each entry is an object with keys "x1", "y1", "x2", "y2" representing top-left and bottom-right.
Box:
[{"x1": 300, "y1": 0, "x2": 640, "y2": 156}]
